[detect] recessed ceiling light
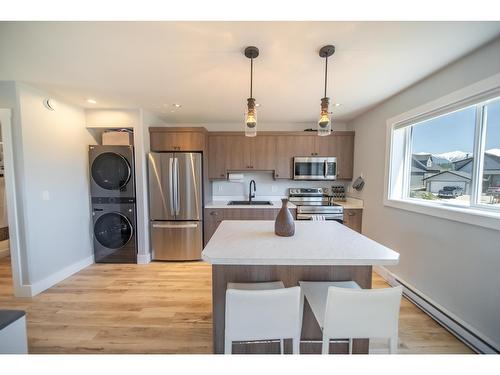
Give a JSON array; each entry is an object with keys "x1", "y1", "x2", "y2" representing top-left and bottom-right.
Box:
[
  {"x1": 87, "y1": 99, "x2": 97, "y2": 104},
  {"x1": 333, "y1": 103, "x2": 341, "y2": 107},
  {"x1": 255, "y1": 103, "x2": 261, "y2": 107},
  {"x1": 173, "y1": 103, "x2": 182, "y2": 108}
]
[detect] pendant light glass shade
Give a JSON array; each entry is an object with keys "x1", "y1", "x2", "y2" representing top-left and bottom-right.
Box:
[
  {"x1": 245, "y1": 98, "x2": 257, "y2": 137},
  {"x1": 318, "y1": 97, "x2": 331, "y2": 136},
  {"x1": 318, "y1": 45, "x2": 335, "y2": 136},
  {"x1": 243, "y1": 46, "x2": 259, "y2": 137}
]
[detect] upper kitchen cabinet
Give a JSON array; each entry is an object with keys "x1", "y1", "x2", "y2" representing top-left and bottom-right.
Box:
[
  {"x1": 225, "y1": 134, "x2": 254, "y2": 171},
  {"x1": 208, "y1": 133, "x2": 277, "y2": 178},
  {"x1": 149, "y1": 127, "x2": 207, "y2": 152},
  {"x1": 252, "y1": 135, "x2": 279, "y2": 171},
  {"x1": 315, "y1": 134, "x2": 337, "y2": 156},
  {"x1": 207, "y1": 131, "x2": 355, "y2": 180},
  {"x1": 208, "y1": 135, "x2": 229, "y2": 179},
  {"x1": 333, "y1": 132, "x2": 355, "y2": 180}
]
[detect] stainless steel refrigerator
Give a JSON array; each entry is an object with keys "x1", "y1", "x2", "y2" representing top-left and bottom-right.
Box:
[{"x1": 148, "y1": 152, "x2": 203, "y2": 260}]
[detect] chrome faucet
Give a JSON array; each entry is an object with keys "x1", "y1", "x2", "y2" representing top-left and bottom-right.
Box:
[{"x1": 249, "y1": 179, "x2": 256, "y2": 203}]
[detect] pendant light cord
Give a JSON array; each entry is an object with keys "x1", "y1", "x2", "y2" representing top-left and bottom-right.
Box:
[
  {"x1": 324, "y1": 55, "x2": 328, "y2": 98},
  {"x1": 250, "y1": 57, "x2": 253, "y2": 98}
]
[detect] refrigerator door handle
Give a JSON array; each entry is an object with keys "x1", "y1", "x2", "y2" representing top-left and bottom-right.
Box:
[
  {"x1": 168, "y1": 157, "x2": 175, "y2": 216},
  {"x1": 174, "y1": 157, "x2": 180, "y2": 215},
  {"x1": 152, "y1": 223, "x2": 199, "y2": 229}
]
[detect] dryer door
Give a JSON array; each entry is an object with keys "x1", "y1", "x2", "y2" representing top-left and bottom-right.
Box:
[
  {"x1": 94, "y1": 212, "x2": 133, "y2": 249},
  {"x1": 91, "y1": 152, "x2": 131, "y2": 191}
]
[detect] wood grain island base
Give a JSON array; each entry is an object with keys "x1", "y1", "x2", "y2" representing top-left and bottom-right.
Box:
[
  {"x1": 212, "y1": 264, "x2": 372, "y2": 354},
  {"x1": 202, "y1": 220, "x2": 400, "y2": 354}
]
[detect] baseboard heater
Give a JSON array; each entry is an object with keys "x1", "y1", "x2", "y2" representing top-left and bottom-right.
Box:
[{"x1": 391, "y1": 276, "x2": 499, "y2": 354}]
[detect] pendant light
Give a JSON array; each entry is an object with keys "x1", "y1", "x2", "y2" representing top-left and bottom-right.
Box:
[
  {"x1": 317, "y1": 45, "x2": 335, "y2": 136},
  {"x1": 244, "y1": 46, "x2": 259, "y2": 137}
]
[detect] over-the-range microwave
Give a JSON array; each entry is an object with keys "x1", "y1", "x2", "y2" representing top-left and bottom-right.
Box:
[{"x1": 293, "y1": 156, "x2": 337, "y2": 180}]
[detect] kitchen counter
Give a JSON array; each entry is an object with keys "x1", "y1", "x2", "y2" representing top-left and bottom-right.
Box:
[
  {"x1": 203, "y1": 220, "x2": 399, "y2": 354},
  {"x1": 205, "y1": 199, "x2": 297, "y2": 209},
  {"x1": 205, "y1": 197, "x2": 362, "y2": 210},
  {"x1": 332, "y1": 197, "x2": 364, "y2": 209},
  {"x1": 202, "y1": 220, "x2": 397, "y2": 266}
]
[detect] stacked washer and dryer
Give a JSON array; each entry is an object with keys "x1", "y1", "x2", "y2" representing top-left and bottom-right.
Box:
[{"x1": 89, "y1": 145, "x2": 137, "y2": 263}]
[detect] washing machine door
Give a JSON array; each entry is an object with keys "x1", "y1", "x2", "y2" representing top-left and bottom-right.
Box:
[
  {"x1": 91, "y1": 152, "x2": 131, "y2": 191},
  {"x1": 94, "y1": 212, "x2": 133, "y2": 249}
]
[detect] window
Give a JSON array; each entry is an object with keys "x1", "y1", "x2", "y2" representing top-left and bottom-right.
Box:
[
  {"x1": 387, "y1": 86, "x2": 500, "y2": 228},
  {"x1": 479, "y1": 99, "x2": 500, "y2": 207},
  {"x1": 408, "y1": 106, "x2": 476, "y2": 207}
]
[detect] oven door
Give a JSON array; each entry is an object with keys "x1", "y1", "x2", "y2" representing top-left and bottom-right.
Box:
[{"x1": 293, "y1": 157, "x2": 337, "y2": 180}]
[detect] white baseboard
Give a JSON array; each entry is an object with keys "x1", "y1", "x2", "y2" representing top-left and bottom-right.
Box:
[
  {"x1": 374, "y1": 266, "x2": 499, "y2": 354},
  {"x1": 25, "y1": 255, "x2": 94, "y2": 297},
  {"x1": 137, "y1": 252, "x2": 151, "y2": 264}
]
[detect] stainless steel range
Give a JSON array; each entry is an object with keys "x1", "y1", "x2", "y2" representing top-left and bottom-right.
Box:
[{"x1": 289, "y1": 187, "x2": 343, "y2": 222}]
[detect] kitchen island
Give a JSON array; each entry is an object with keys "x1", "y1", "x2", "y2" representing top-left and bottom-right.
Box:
[{"x1": 202, "y1": 220, "x2": 399, "y2": 354}]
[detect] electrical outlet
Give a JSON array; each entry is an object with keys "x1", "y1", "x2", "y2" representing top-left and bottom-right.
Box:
[
  {"x1": 218, "y1": 185, "x2": 223, "y2": 192},
  {"x1": 271, "y1": 185, "x2": 277, "y2": 193}
]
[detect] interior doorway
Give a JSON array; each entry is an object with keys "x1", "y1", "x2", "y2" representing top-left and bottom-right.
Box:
[
  {"x1": 0, "y1": 125, "x2": 10, "y2": 259},
  {"x1": 0, "y1": 108, "x2": 26, "y2": 297}
]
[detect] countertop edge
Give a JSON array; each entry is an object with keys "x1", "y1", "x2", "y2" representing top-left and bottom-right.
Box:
[
  {"x1": 201, "y1": 256, "x2": 399, "y2": 266},
  {"x1": 205, "y1": 197, "x2": 363, "y2": 210}
]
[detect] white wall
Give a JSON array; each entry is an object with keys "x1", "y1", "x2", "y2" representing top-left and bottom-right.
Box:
[
  {"x1": 347, "y1": 37, "x2": 500, "y2": 350},
  {"x1": 17, "y1": 83, "x2": 95, "y2": 285},
  {"x1": 1, "y1": 82, "x2": 96, "y2": 294}
]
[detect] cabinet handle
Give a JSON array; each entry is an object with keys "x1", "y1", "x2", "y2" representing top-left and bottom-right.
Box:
[
  {"x1": 210, "y1": 211, "x2": 219, "y2": 216},
  {"x1": 347, "y1": 212, "x2": 355, "y2": 216},
  {"x1": 220, "y1": 174, "x2": 225, "y2": 177}
]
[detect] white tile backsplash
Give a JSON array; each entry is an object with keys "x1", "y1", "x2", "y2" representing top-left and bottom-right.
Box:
[{"x1": 212, "y1": 172, "x2": 349, "y2": 200}]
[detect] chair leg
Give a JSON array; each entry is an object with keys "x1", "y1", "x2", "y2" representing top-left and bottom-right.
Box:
[
  {"x1": 224, "y1": 338, "x2": 232, "y2": 354},
  {"x1": 322, "y1": 337, "x2": 330, "y2": 354},
  {"x1": 389, "y1": 336, "x2": 398, "y2": 354},
  {"x1": 292, "y1": 337, "x2": 300, "y2": 354}
]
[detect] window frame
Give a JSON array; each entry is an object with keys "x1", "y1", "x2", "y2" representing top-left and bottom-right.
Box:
[{"x1": 384, "y1": 74, "x2": 500, "y2": 231}]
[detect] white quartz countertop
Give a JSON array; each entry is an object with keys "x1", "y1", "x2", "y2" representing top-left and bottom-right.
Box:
[
  {"x1": 205, "y1": 200, "x2": 297, "y2": 209},
  {"x1": 202, "y1": 220, "x2": 399, "y2": 266}
]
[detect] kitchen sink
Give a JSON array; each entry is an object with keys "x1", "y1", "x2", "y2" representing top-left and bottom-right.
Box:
[{"x1": 227, "y1": 200, "x2": 274, "y2": 206}]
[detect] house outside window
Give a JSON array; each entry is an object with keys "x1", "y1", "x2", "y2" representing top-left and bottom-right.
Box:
[{"x1": 385, "y1": 82, "x2": 500, "y2": 229}]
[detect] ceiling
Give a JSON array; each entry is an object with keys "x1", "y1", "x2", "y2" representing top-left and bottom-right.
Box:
[{"x1": 1, "y1": 21, "x2": 499, "y2": 124}]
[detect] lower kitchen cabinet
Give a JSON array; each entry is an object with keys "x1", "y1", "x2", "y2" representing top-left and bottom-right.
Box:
[
  {"x1": 204, "y1": 207, "x2": 362, "y2": 245},
  {"x1": 204, "y1": 207, "x2": 297, "y2": 246},
  {"x1": 343, "y1": 209, "x2": 363, "y2": 233}
]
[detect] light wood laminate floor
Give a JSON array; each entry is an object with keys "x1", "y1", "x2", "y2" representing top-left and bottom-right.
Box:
[{"x1": 0, "y1": 256, "x2": 473, "y2": 354}]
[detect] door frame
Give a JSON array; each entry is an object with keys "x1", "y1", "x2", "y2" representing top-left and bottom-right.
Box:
[{"x1": 0, "y1": 108, "x2": 28, "y2": 297}]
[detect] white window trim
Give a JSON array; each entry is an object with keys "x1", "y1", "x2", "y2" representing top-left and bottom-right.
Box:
[{"x1": 384, "y1": 73, "x2": 500, "y2": 231}]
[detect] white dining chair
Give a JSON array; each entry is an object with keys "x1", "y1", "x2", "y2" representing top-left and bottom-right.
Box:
[
  {"x1": 225, "y1": 284, "x2": 303, "y2": 354},
  {"x1": 321, "y1": 285, "x2": 403, "y2": 354}
]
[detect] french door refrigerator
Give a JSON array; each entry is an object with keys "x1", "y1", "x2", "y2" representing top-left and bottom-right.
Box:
[{"x1": 148, "y1": 152, "x2": 203, "y2": 260}]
